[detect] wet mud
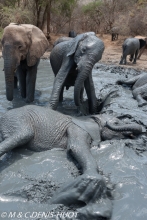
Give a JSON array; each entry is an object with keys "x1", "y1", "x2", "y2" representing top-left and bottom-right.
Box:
[{"x1": 0, "y1": 59, "x2": 147, "y2": 219}]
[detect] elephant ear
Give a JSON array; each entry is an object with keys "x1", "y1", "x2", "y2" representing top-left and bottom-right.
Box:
[
  {"x1": 67, "y1": 32, "x2": 95, "y2": 57},
  {"x1": 26, "y1": 25, "x2": 49, "y2": 66},
  {"x1": 139, "y1": 39, "x2": 146, "y2": 49}
]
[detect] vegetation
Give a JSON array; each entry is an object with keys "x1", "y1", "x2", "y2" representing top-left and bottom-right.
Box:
[{"x1": 0, "y1": 0, "x2": 147, "y2": 38}]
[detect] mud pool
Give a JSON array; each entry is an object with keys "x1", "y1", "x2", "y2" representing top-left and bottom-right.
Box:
[{"x1": 0, "y1": 59, "x2": 147, "y2": 220}]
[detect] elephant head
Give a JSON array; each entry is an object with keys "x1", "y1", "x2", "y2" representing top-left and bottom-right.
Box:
[
  {"x1": 93, "y1": 114, "x2": 142, "y2": 141},
  {"x1": 1, "y1": 23, "x2": 49, "y2": 101},
  {"x1": 67, "y1": 32, "x2": 104, "y2": 113}
]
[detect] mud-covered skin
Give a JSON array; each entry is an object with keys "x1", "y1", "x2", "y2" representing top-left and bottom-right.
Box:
[
  {"x1": 50, "y1": 32, "x2": 104, "y2": 114},
  {"x1": 117, "y1": 73, "x2": 147, "y2": 107},
  {"x1": 0, "y1": 104, "x2": 142, "y2": 219},
  {"x1": 119, "y1": 38, "x2": 140, "y2": 65}
]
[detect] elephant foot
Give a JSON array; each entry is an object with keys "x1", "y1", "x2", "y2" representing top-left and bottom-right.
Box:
[
  {"x1": 50, "y1": 173, "x2": 107, "y2": 206},
  {"x1": 77, "y1": 198, "x2": 112, "y2": 220},
  {"x1": 26, "y1": 98, "x2": 34, "y2": 103},
  {"x1": 133, "y1": 61, "x2": 136, "y2": 64}
]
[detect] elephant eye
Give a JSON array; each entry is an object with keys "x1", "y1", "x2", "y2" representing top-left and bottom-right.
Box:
[
  {"x1": 81, "y1": 47, "x2": 86, "y2": 53},
  {"x1": 18, "y1": 45, "x2": 22, "y2": 49}
]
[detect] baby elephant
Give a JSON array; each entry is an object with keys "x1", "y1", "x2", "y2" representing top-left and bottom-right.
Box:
[
  {"x1": 117, "y1": 73, "x2": 147, "y2": 107},
  {"x1": 0, "y1": 105, "x2": 142, "y2": 219},
  {"x1": 119, "y1": 38, "x2": 146, "y2": 65}
]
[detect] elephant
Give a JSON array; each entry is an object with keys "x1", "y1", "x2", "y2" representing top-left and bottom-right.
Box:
[
  {"x1": 68, "y1": 30, "x2": 77, "y2": 38},
  {"x1": 1, "y1": 23, "x2": 49, "y2": 102},
  {"x1": 119, "y1": 37, "x2": 146, "y2": 65},
  {"x1": 117, "y1": 73, "x2": 147, "y2": 107},
  {"x1": 135, "y1": 35, "x2": 147, "y2": 59},
  {"x1": 49, "y1": 32, "x2": 105, "y2": 114},
  {"x1": 110, "y1": 27, "x2": 119, "y2": 41},
  {"x1": 0, "y1": 104, "x2": 142, "y2": 219}
]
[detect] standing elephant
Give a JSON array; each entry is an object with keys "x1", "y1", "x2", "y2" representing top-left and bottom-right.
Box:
[
  {"x1": 117, "y1": 73, "x2": 147, "y2": 107},
  {"x1": 119, "y1": 38, "x2": 145, "y2": 65},
  {"x1": 135, "y1": 36, "x2": 147, "y2": 59},
  {"x1": 49, "y1": 32, "x2": 105, "y2": 114},
  {"x1": 1, "y1": 23, "x2": 49, "y2": 102},
  {"x1": 110, "y1": 27, "x2": 119, "y2": 41},
  {"x1": 0, "y1": 104, "x2": 142, "y2": 218}
]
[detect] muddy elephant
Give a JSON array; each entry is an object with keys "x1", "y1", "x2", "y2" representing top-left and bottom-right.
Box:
[
  {"x1": 49, "y1": 32, "x2": 105, "y2": 114},
  {"x1": 119, "y1": 37, "x2": 146, "y2": 65},
  {"x1": 117, "y1": 73, "x2": 147, "y2": 107},
  {"x1": 0, "y1": 104, "x2": 142, "y2": 219},
  {"x1": 1, "y1": 23, "x2": 49, "y2": 102},
  {"x1": 135, "y1": 36, "x2": 147, "y2": 59}
]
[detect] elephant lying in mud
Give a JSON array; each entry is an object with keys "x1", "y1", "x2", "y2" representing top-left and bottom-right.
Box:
[
  {"x1": 119, "y1": 38, "x2": 146, "y2": 65},
  {"x1": 1, "y1": 23, "x2": 49, "y2": 103},
  {"x1": 0, "y1": 105, "x2": 142, "y2": 219},
  {"x1": 50, "y1": 32, "x2": 104, "y2": 114},
  {"x1": 117, "y1": 73, "x2": 147, "y2": 107}
]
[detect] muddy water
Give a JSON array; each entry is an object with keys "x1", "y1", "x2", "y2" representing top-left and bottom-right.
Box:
[{"x1": 0, "y1": 59, "x2": 147, "y2": 220}]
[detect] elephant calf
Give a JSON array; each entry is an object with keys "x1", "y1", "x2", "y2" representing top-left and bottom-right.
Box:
[
  {"x1": 119, "y1": 38, "x2": 146, "y2": 65},
  {"x1": 117, "y1": 73, "x2": 147, "y2": 107},
  {"x1": 50, "y1": 32, "x2": 105, "y2": 114},
  {"x1": 0, "y1": 104, "x2": 142, "y2": 219}
]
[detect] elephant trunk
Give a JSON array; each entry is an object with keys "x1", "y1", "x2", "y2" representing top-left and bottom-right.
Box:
[
  {"x1": 106, "y1": 121, "x2": 142, "y2": 135},
  {"x1": 3, "y1": 45, "x2": 18, "y2": 101},
  {"x1": 74, "y1": 60, "x2": 93, "y2": 107}
]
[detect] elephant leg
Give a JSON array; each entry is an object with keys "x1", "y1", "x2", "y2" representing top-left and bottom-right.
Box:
[
  {"x1": 50, "y1": 123, "x2": 107, "y2": 206},
  {"x1": 14, "y1": 76, "x2": 18, "y2": 89},
  {"x1": 133, "y1": 49, "x2": 138, "y2": 64},
  {"x1": 120, "y1": 55, "x2": 126, "y2": 65},
  {"x1": 133, "y1": 86, "x2": 147, "y2": 107},
  {"x1": 26, "y1": 64, "x2": 38, "y2": 103},
  {"x1": 49, "y1": 58, "x2": 74, "y2": 110},
  {"x1": 129, "y1": 54, "x2": 134, "y2": 62},
  {"x1": 138, "y1": 46, "x2": 145, "y2": 59},
  {"x1": 17, "y1": 66, "x2": 27, "y2": 98},
  {"x1": 0, "y1": 128, "x2": 34, "y2": 157},
  {"x1": 84, "y1": 74, "x2": 97, "y2": 114}
]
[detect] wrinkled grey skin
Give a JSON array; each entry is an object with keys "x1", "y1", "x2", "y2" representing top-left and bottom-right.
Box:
[
  {"x1": 1, "y1": 23, "x2": 49, "y2": 103},
  {"x1": 117, "y1": 73, "x2": 147, "y2": 107},
  {"x1": 119, "y1": 38, "x2": 141, "y2": 65},
  {"x1": 0, "y1": 105, "x2": 142, "y2": 219},
  {"x1": 68, "y1": 30, "x2": 77, "y2": 38},
  {"x1": 49, "y1": 32, "x2": 105, "y2": 114}
]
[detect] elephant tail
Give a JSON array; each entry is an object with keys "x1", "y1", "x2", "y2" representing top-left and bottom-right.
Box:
[{"x1": 105, "y1": 121, "x2": 142, "y2": 135}]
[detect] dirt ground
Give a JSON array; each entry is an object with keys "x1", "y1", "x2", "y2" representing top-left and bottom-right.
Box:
[{"x1": 45, "y1": 33, "x2": 147, "y2": 72}]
